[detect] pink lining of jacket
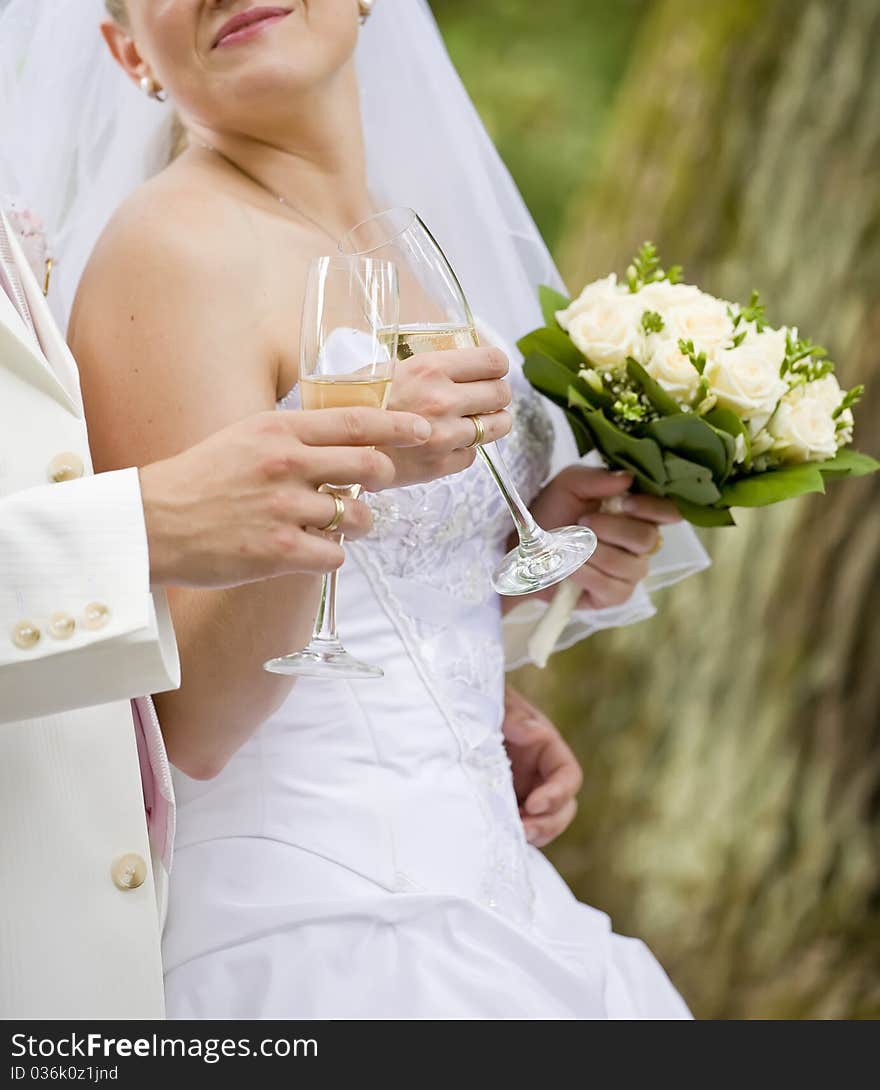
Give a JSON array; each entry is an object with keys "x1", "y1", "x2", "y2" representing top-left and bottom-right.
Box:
[{"x1": 132, "y1": 696, "x2": 175, "y2": 874}]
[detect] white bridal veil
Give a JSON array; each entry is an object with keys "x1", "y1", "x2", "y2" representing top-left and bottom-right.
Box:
[{"x1": 0, "y1": 0, "x2": 708, "y2": 662}]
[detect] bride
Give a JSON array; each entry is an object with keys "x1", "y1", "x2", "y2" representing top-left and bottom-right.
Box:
[{"x1": 3, "y1": 0, "x2": 708, "y2": 1018}]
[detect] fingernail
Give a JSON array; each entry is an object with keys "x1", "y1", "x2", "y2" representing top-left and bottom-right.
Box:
[
  {"x1": 611, "y1": 470, "x2": 632, "y2": 478},
  {"x1": 527, "y1": 796, "x2": 549, "y2": 815},
  {"x1": 524, "y1": 826, "x2": 539, "y2": 845},
  {"x1": 413, "y1": 418, "x2": 432, "y2": 440}
]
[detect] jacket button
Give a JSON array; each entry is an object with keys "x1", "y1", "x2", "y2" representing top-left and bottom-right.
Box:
[
  {"x1": 48, "y1": 452, "x2": 85, "y2": 483},
  {"x1": 11, "y1": 621, "x2": 41, "y2": 650},
  {"x1": 83, "y1": 602, "x2": 111, "y2": 631},
  {"x1": 111, "y1": 854, "x2": 148, "y2": 891},
  {"x1": 48, "y1": 612, "x2": 76, "y2": 640}
]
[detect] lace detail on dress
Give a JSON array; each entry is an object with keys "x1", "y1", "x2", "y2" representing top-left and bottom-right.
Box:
[
  {"x1": 347, "y1": 370, "x2": 554, "y2": 925},
  {"x1": 363, "y1": 378, "x2": 554, "y2": 603}
]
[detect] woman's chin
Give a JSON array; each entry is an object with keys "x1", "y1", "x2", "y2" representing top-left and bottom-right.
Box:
[{"x1": 213, "y1": 63, "x2": 325, "y2": 106}]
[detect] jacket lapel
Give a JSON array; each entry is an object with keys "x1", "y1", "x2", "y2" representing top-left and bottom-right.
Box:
[{"x1": 0, "y1": 213, "x2": 82, "y2": 417}]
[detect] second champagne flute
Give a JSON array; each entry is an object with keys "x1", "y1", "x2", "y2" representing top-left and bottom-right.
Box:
[
  {"x1": 342, "y1": 208, "x2": 597, "y2": 596},
  {"x1": 263, "y1": 255, "x2": 399, "y2": 680}
]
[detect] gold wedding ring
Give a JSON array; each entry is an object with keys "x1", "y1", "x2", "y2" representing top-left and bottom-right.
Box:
[
  {"x1": 599, "y1": 495, "x2": 627, "y2": 516},
  {"x1": 318, "y1": 492, "x2": 346, "y2": 534},
  {"x1": 649, "y1": 532, "x2": 664, "y2": 556},
  {"x1": 466, "y1": 414, "x2": 486, "y2": 449}
]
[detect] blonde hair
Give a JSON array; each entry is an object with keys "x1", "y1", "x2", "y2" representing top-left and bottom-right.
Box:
[{"x1": 105, "y1": 0, "x2": 129, "y2": 27}]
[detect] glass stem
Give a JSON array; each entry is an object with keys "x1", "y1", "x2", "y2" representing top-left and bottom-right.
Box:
[
  {"x1": 311, "y1": 538, "x2": 343, "y2": 643},
  {"x1": 477, "y1": 443, "x2": 547, "y2": 553}
]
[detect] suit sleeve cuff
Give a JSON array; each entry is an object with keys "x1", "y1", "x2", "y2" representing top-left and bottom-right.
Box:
[{"x1": 0, "y1": 468, "x2": 180, "y2": 722}]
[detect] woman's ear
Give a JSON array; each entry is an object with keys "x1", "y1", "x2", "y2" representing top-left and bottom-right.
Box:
[{"x1": 100, "y1": 20, "x2": 153, "y2": 88}]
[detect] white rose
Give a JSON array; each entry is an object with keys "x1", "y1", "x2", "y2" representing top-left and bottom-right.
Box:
[
  {"x1": 705, "y1": 333, "x2": 788, "y2": 420},
  {"x1": 768, "y1": 386, "x2": 839, "y2": 463},
  {"x1": 636, "y1": 279, "x2": 703, "y2": 313},
  {"x1": 806, "y1": 373, "x2": 845, "y2": 414},
  {"x1": 565, "y1": 296, "x2": 644, "y2": 372},
  {"x1": 644, "y1": 333, "x2": 702, "y2": 403},
  {"x1": 664, "y1": 292, "x2": 736, "y2": 356},
  {"x1": 805, "y1": 374, "x2": 853, "y2": 447},
  {"x1": 749, "y1": 428, "x2": 774, "y2": 457},
  {"x1": 556, "y1": 274, "x2": 625, "y2": 329},
  {"x1": 742, "y1": 324, "x2": 788, "y2": 365}
]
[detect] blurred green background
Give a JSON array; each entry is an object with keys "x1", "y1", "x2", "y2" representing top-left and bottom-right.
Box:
[
  {"x1": 428, "y1": 0, "x2": 647, "y2": 250},
  {"x1": 431, "y1": 0, "x2": 880, "y2": 1019}
]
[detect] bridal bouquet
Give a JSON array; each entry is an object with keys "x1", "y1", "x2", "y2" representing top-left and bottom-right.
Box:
[{"x1": 520, "y1": 243, "x2": 877, "y2": 527}]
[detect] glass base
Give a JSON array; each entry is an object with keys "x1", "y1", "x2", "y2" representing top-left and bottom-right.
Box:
[
  {"x1": 492, "y1": 524, "x2": 597, "y2": 597},
  {"x1": 263, "y1": 638, "x2": 384, "y2": 679}
]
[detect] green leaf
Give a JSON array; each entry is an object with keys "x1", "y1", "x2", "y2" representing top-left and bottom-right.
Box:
[
  {"x1": 566, "y1": 380, "x2": 614, "y2": 415},
  {"x1": 664, "y1": 453, "x2": 710, "y2": 480},
  {"x1": 704, "y1": 406, "x2": 751, "y2": 469},
  {"x1": 580, "y1": 407, "x2": 667, "y2": 484},
  {"x1": 523, "y1": 357, "x2": 598, "y2": 457},
  {"x1": 666, "y1": 478, "x2": 723, "y2": 504},
  {"x1": 564, "y1": 411, "x2": 595, "y2": 457},
  {"x1": 672, "y1": 498, "x2": 737, "y2": 527},
  {"x1": 620, "y1": 463, "x2": 668, "y2": 496},
  {"x1": 522, "y1": 352, "x2": 598, "y2": 407},
  {"x1": 703, "y1": 406, "x2": 747, "y2": 439},
  {"x1": 538, "y1": 285, "x2": 571, "y2": 329},
  {"x1": 517, "y1": 327, "x2": 585, "y2": 372},
  {"x1": 626, "y1": 358, "x2": 680, "y2": 416},
  {"x1": 816, "y1": 448, "x2": 880, "y2": 478},
  {"x1": 663, "y1": 453, "x2": 722, "y2": 504},
  {"x1": 647, "y1": 413, "x2": 732, "y2": 480},
  {"x1": 711, "y1": 425, "x2": 737, "y2": 475},
  {"x1": 720, "y1": 464, "x2": 826, "y2": 507}
]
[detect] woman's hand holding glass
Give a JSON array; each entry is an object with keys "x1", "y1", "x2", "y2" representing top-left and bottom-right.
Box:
[
  {"x1": 343, "y1": 209, "x2": 597, "y2": 596},
  {"x1": 379, "y1": 345, "x2": 513, "y2": 487}
]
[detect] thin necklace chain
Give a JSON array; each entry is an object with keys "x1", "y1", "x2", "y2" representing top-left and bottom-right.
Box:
[{"x1": 198, "y1": 143, "x2": 340, "y2": 244}]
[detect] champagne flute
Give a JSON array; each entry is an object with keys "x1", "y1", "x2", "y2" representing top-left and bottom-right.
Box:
[
  {"x1": 342, "y1": 208, "x2": 596, "y2": 596},
  {"x1": 264, "y1": 255, "x2": 399, "y2": 679}
]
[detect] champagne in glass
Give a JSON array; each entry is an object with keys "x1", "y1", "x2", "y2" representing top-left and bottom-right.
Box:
[
  {"x1": 300, "y1": 376, "x2": 393, "y2": 411},
  {"x1": 264, "y1": 255, "x2": 399, "y2": 679},
  {"x1": 345, "y1": 209, "x2": 596, "y2": 596}
]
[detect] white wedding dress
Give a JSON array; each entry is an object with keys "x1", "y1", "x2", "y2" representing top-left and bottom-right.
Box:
[{"x1": 162, "y1": 359, "x2": 692, "y2": 1020}]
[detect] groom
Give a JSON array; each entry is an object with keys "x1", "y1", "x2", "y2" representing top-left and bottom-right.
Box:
[{"x1": 0, "y1": 210, "x2": 434, "y2": 1019}]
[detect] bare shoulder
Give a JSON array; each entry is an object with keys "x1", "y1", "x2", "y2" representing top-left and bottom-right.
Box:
[{"x1": 71, "y1": 164, "x2": 262, "y2": 340}]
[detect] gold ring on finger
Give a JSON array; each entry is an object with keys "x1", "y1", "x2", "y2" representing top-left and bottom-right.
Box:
[
  {"x1": 466, "y1": 414, "x2": 485, "y2": 449},
  {"x1": 648, "y1": 531, "x2": 664, "y2": 556},
  {"x1": 318, "y1": 492, "x2": 346, "y2": 534},
  {"x1": 599, "y1": 495, "x2": 627, "y2": 516}
]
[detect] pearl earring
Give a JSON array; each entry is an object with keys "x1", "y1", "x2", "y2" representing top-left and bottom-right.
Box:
[
  {"x1": 358, "y1": 0, "x2": 374, "y2": 24},
  {"x1": 139, "y1": 75, "x2": 167, "y2": 103}
]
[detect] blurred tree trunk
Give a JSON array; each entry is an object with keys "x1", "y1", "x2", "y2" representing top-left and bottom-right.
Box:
[{"x1": 520, "y1": 0, "x2": 880, "y2": 1018}]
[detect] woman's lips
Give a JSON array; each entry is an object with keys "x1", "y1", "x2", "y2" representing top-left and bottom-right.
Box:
[{"x1": 213, "y1": 7, "x2": 292, "y2": 50}]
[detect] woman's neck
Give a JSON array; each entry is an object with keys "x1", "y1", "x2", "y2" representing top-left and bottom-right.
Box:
[{"x1": 185, "y1": 65, "x2": 373, "y2": 238}]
